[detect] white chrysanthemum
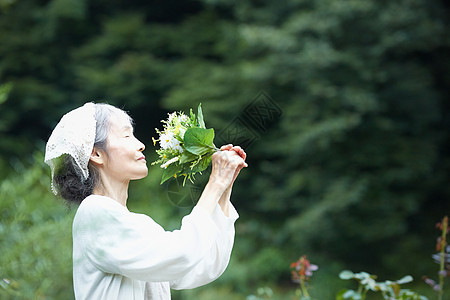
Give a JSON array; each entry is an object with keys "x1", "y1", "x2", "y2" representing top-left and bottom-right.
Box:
[
  {"x1": 168, "y1": 138, "x2": 184, "y2": 153},
  {"x1": 159, "y1": 131, "x2": 184, "y2": 153},
  {"x1": 159, "y1": 132, "x2": 175, "y2": 150},
  {"x1": 175, "y1": 143, "x2": 184, "y2": 153},
  {"x1": 161, "y1": 156, "x2": 180, "y2": 169}
]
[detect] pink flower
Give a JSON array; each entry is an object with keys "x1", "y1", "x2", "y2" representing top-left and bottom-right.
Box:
[{"x1": 290, "y1": 255, "x2": 318, "y2": 283}]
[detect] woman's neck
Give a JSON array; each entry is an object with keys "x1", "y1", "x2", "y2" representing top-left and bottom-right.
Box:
[{"x1": 93, "y1": 174, "x2": 130, "y2": 207}]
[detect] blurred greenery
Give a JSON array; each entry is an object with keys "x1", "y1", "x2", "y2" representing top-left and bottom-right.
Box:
[{"x1": 1, "y1": 0, "x2": 449, "y2": 299}]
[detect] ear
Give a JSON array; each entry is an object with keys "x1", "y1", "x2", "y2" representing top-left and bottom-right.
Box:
[{"x1": 90, "y1": 147, "x2": 106, "y2": 166}]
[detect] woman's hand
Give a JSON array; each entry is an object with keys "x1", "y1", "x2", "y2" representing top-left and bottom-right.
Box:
[
  {"x1": 209, "y1": 144, "x2": 248, "y2": 190},
  {"x1": 220, "y1": 144, "x2": 247, "y2": 186},
  {"x1": 197, "y1": 144, "x2": 247, "y2": 214}
]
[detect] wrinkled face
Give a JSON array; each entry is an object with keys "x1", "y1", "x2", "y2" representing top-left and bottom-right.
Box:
[{"x1": 101, "y1": 112, "x2": 148, "y2": 182}]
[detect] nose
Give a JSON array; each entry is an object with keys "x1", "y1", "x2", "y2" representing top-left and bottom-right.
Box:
[{"x1": 137, "y1": 139, "x2": 145, "y2": 152}]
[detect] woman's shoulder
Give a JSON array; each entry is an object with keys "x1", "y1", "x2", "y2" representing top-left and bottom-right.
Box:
[
  {"x1": 74, "y1": 195, "x2": 128, "y2": 225},
  {"x1": 74, "y1": 195, "x2": 159, "y2": 228}
]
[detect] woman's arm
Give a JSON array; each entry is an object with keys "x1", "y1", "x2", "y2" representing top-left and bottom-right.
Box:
[
  {"x1": 170, "y1": 202, "x2": 239, "y2": 290},
  {"x1": 170, "y1": 145, "x2": 247, "y2": 288},
  {"x1": 75, "y1": 196, "x2": 222, "y2": 283},
  {"x1": 218, "y1": 186, "x2": 232, "y2": 217}
]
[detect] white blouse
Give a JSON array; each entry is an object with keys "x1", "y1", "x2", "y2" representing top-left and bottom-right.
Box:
[{"x1": 72, "y1": 194, "x2": 238, "y2": 300}]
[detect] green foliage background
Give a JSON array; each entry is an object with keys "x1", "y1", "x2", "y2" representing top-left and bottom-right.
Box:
[{"x1": 0, "y1": 0, "x2": 449, "y2": 299}]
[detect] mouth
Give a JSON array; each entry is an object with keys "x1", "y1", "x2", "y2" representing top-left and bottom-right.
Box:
[{"x1": 138, "y1": 156, "x2": 146, "y2": 162}]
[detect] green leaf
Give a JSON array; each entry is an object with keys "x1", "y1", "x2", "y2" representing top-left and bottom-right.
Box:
[
  {"x1": 396, "y1": 275, "x2": 413, "y2": 285},
  {"x1": 184, "y1": 127, "x2": 215, "y2": 156},
  {"x1": 354, "y1": 272, "x2": 372, "y2": 281},
  {"x1": 0, "y1": 82, "x2": 12, "y2": 105},
  {"x1": 343, "y1": 290, "x2": 360, "y2": 299},
  {"x1": 179, "y1": 150, "x2": 198, "y2": 164},
  {"x1": 335, "y1": 289, "x2": 346, "y2": 300},
  {"x1": 197, "y1": 103, "x2": 206, "y2": 129},
  {"x1": 190, "y1": 108, "x2": 196, "y2": 124},
  {"x1": 336, "y1": 289, "x2": 359, "y2": 300},
  {"x1": 339, "y1": 270, "x2": 355, "y2": 280},
  {"x1": 190, "y1": 155, "x2": 212, "y2": 173},
  {"x1": 160, "y1": 162, "x2": 182, "y2": 184}
]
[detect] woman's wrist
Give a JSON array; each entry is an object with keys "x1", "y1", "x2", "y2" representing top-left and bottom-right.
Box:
[
  {"x1": 207, "y1": 176, "x2": 231, "y2": 192},
  {"x1": 218, "y1": 186, "x2": 232, "y2": 217},
  {"x1": 196, "y1": 179, "x2": 228, "y2": 214}
]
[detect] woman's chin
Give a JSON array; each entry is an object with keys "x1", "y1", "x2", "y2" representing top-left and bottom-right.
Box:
[{"x1": 132, "y1": 169, "x2": 149, "y2": 180}]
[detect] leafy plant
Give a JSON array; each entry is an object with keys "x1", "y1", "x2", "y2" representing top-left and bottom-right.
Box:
[
  {"x1": 423, "y1": 216, "x2": 449, "y2": 300},
  {"x1": 337, "y1": 270, "x2": 427, "y2": 300},
  {"x1": 290, "y1": 255, "x2": 318, "y2": 300},
  {"x1": 0, "y1": 152, "x2": 74, "y2": 299}
]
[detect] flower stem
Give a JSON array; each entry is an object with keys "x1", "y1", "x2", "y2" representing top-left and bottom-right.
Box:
[
  {"x1": 357, "y1": 284, "x2": 366, "y2": 300},
  {"x1": 439, "y1": 216, "x2": 448, "y2": 300},
  {"x1": 300, "y1": 278, "x2": 310, "y2": 299}
]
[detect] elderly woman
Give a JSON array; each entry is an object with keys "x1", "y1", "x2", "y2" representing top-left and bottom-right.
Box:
[{"x1": 44, "y1": 103, "x2": 247, "y2": 300}]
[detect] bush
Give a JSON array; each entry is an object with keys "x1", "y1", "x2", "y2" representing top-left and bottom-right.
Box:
[{"x1": 0, "y1": 152, "x2": 74, "y2": 299}]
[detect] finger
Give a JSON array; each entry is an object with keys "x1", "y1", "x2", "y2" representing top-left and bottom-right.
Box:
[
  {"x1": 239, "y1": 149, "x2": 247, "y2": 161},
  {"x1": 218, "y1": 150, "x2": 247, "y2": 168},
  {"x1": 230, "y1": 146, "x2": 246, "y2": 161},
  {"x1": 220, "y1": 144, "x2": 233, "y2": 151},
  {"x1": 236, "y1": 160, "x2": 248, "y2": 169},
  {"x1": 230, "y1": 146, "x2": 241, "y2": 154},
  {"x1": 232, "y1": 155, "x2": 248, "y2": 168},
  {"x1": 213, "y1": 149, "x2": 239, "y2": 164},
  {"x1": 239, "y1": 161, "x2": 248, "y2": 169}
]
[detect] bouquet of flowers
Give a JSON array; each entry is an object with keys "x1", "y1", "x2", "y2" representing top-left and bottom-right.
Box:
[{"x1": 152, "y1": 104, "x2": 218, "y2": 185}]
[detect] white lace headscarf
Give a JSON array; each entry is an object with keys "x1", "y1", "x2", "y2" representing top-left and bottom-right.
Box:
[{"x1": 44, "y1": 102, "x2": 97, "y2": 194}]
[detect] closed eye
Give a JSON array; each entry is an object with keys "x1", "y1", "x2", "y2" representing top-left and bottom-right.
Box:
[{"x1": 122, "y1": 124, "x2": 134, "y2": 138}]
